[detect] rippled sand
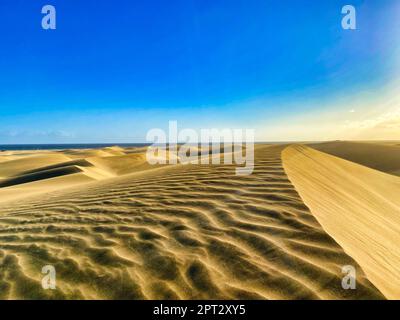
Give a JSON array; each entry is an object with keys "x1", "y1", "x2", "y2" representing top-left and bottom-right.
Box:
[{"x1": 0, "y1": 143, "x2": 396, "y2": 299}]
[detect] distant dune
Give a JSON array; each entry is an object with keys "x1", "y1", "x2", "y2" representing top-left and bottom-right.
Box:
[
  {"x1": 309, "y1": 141, "x2": 400, "y2": 176},
  {"x1": 0, "y1": 148, "x2": 159, "y2": 203},
  {"x1": 0, "y1": 143, "x2": 395, "y2": 299}
]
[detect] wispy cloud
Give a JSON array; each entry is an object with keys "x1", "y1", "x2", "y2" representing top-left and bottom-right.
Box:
[
  {"x1": 345, "y1": 109, "x2": 400, "y2": 130},
  {"x1": 258, "y1": 80, "x2": 400, "y2": 141},
  {"x1": 0, "y1": 130, "x2": 75, "y2": 143}
]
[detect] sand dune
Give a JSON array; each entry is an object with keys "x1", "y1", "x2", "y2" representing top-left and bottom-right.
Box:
[
  {"x1": 0, "y1": 148, "x2": 157, "y2": 203},
  {"x1": 0, "y1": 153, "x2": 71, "y2": 178},
  {"x1": 283, "y1": 145, "x2": 400, "y2": 299},
  {"x1": 0, "y1": 165, "x2": 85, "y2": 188},
  {"x1": 0, "y1": 173, "x2": 97, "y2": 203},
  {"x1": 309, "y1": 141, "x2": 400, "y2": 176},
  {"x1": 87, "y1": 153, "x2": 151, "y2": 176},
  {"x1": 0, "y1": 144, "x2": 384, "y2": 299}
]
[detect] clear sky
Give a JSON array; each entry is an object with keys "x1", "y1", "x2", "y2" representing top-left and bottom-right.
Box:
[{"x1": 0, "y1": 0, "x2": 399, "y2": 143}]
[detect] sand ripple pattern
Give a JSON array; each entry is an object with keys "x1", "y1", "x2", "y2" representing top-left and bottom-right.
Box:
[{"x1": 0, "y1": 145, "x2": 383, "y2": 299}]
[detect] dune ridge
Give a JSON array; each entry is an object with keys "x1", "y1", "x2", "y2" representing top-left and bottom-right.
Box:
[
  {"x1": 0, "y1": 144, "x2": 383, "y2": 299},
  {"x1": 283, "y1": 145, "x2": 400, "y2": 300}
]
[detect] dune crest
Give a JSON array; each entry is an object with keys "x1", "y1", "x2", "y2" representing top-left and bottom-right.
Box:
[{"x1": 283, "y1": 145, "x2": 400, "y2": 299}]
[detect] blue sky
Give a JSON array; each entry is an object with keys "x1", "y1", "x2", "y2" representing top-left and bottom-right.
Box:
[{"x1": 0, "y1": 0, "x2": 399, "y2": 143}]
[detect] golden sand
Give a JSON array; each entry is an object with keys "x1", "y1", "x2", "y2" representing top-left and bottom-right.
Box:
[
  {"x1": 283, "y1": 144, "x2": 400, "y2": 299},
  {"x1": 0, "y1": 142, "x2": 397, "y2": 299}
]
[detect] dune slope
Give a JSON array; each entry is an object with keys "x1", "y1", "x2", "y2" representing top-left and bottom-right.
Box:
[
  {"x1": 283, "y1": 145, "x2": 400, "y2": 299},
  {"x1": 0, "y1": 153, "x2": 71, "y2": 178},
  {"x1": 0, "y1": 145, "x2": 383, "y2": 299},
  {"x1": 309, "y1": 141, "x2": 400, "y2": 176}
]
